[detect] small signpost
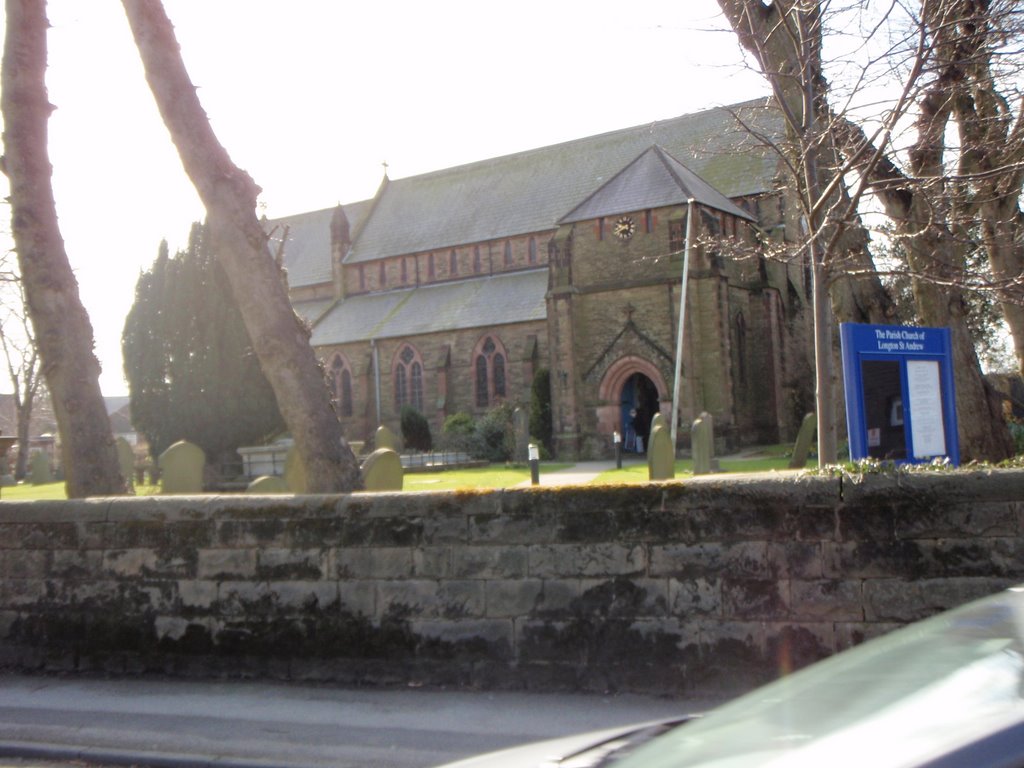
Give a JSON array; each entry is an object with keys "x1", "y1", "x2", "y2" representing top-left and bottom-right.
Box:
[{"x1": 840, "y1": 323, "x2": 959, "y2": 465}]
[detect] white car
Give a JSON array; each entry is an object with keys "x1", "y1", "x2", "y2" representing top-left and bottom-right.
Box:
[{"x1": 439, "y1": 585, "x2": 1024, "y2": 768}]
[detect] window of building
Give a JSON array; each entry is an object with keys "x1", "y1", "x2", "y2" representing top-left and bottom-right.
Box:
[
  {"x1": 379, "y1": 261, "x2": 387, "y2": 287},
  {"x1": 504, "y1": 240, "x2": 512, "y2": 266},
  {"x1": 328, "y1": 354, "x2": 353, "y2": 417},
  {"x1": 473, "y1": 335, "x2": 508, "y2": 408},
  {"x1": 598, "y1": 217, "x2": 605, "y2": 241},
  {"x1": 428, "y1": 253, "x2": 435, "y2": 280},
  {"x1": 669, "y1": 219, "x2": 686, "y2": 253},
  {"x1": 528, "y1": 237, "x2": 537, "y2": 264},
  {"x1": 473, "y1": 246, "x2": 482, "y2": 273},
  {"x1": 645, "y1": 209, "x2": 653, "y2": 233},
  {"x1": 394, "y1": 344, "x2": 424, "y2": 412},
  {"x1": 450, "y1": 249, "x2": 458, "y2": 275},
  {"x1": 358, "y1": 265, "x2": 365, "y2": 291},
  {"x1": 401, "y1": 258, "x2": 408, "y2": 284}
]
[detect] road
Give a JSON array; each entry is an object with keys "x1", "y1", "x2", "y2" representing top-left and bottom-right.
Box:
[{"x1": 0, "y1": 674, "x2": 720, "y2": 768}]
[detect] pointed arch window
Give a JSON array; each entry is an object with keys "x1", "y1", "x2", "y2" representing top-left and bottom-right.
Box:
[
  {"x1": 427, "y1": 253, "x2": 435, "y2": 280},
  {"x1": 528, "y1": 237, "x2": 537, "y2": 264},
  {"x1": 328, "y1": 354, "x2": 354, "y2": 418},
  {"x1": 394, "y1": 344, "x2": 424, "y2": 412},
  {"x1": 379, "y1": 261, "x2": 387, "y2": 287},
  {"x1": 473, "y1": 335, "x2": 508, "y2": 408},
  {"x1": 473, "y1": 246, "x2": 482, "y2": 273},
  {"x1": 449, "y1": 249, "x2": 458, "y2": 275},
  {"x1": 503, "y1": 240, "x2": 513, "y2": 266}
]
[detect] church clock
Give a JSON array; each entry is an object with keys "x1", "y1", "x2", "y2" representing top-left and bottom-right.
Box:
[{"x1": 613, "y1": 216, "x2": 636, "y2": 240}]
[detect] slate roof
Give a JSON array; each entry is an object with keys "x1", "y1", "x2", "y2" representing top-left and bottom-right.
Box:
[
  {"x1": 292, "y1": 298, "x2": 336, "y2": 327},
  {"x1": 311, "y1": 269, "x2": 549, "y2": 346},
  {"x1": 270, "y1": 99, "x2": 781, "y2": 344},
  {"x1": 561, "y1": 145, "x2": 758, "y2": 224},
  {"x1": 266, "y1": 200, "x2": 375, "y2": 288},
  {"x1": 345, "y1": 98, "x2": 780, "y2": 264}
]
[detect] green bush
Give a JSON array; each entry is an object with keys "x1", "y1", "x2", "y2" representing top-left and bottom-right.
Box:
[
  {"x1": 440, "y1": 412, "x2": 476, "y2": 453},
  {"x1": 400, "y1": 406, "x2": 433, "y2": 452},
  {"x1": 475, "y1": 402, "x2": 517, "y2": 462},
  {"x1": 439, "y1": 406, "x2": 517, "y2": 461}
]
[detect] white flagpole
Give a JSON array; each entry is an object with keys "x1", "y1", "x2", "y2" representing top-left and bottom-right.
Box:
[{"x1": 670, "y1": 199, "x2": 695, "y2": 450}]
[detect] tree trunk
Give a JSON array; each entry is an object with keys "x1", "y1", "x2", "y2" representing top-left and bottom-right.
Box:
[
  {"x1": 977, "y1": 192, "x2": 1024, "y2": 375},
  {"x1": 14, "y1": 391, "x2": 31, "y2": 480},
  {"x1": 121, "y1": 0, "x2": 361, "y2": 493},
  {"x1": 1, "y1": 0, "x2": 124, "y2": 496},
  {"x1": 872, "y1": 87, "x2": 1013, "y2": 462}
]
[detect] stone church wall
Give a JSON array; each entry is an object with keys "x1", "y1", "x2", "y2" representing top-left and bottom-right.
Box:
[
  {"x1": 321, "y1": 318, "x2": 548, "y2": 445},
  {"x1": 1, "y1": 470, "x2": 1021, "y2": 696}
]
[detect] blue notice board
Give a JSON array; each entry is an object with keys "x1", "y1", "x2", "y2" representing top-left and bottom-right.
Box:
[{"x1": 840, "y1": 323, "x2": 959, "y2": 465}]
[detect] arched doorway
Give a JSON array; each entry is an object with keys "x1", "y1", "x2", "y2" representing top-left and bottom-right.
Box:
[{"x1": 620, "y1": 373, "x2": 660, "y2": 453}]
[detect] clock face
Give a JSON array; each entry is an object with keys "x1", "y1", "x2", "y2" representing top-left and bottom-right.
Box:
[{"x1": 613, "y1": 216, "x2": 636, "y2": 240}]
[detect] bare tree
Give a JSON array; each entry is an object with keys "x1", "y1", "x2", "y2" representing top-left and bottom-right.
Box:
[
  {"x1": 1, "y1": 0, "x2": 125, "y2": 495},
  {"x1": 121, "y1": 0, "x2": 362, "y2": 492},
  {"x1": 716, "y1": 0, "x2": 1015, "y2": 462},
  {"x1": 0, "y1": 259, "x2": 43, "y2": 479}
]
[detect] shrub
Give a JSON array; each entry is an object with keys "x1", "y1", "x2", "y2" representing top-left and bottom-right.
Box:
[
  {"x1": 475, "y1": 402, "x2": 517, "y2": 462},
  {"x1": 440, "y1": 412, "x2": 476, "y2": 453},
  {"x1": 400, "y1": 406, "x2": 433, "y2": 452}
]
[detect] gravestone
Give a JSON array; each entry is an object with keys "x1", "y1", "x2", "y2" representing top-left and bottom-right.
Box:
[
  {"x1": 789, "y1": 412, "x2": 817, "y2": 469},
  {"x1": 283, "y1": 446, "x2": 307, "y2": 493},
  {"x1": 513, "y1": 407, "x2": 529, "y2": 462},
  {"x1": 115, "y1": 437, "x2": 135, "y2": 487},
  {"x1": 375, "y1": 425, "x2": 399, "y2": 452},
  {"x1": 692, "y1": 413, "x2": 715, "y2": 475},
  {"x1": 246, "y1": 475, "x2": 289, "y2": 494},
  {"x1": 158, "y1": 440, "x2": 205, "y2": 494},
  {"x1": 360, "y1": 448, "x2": 403, "y2": 492},
  {"x1": 647, "y1": 424, "x2": 675, "y2": 481},
  {"x1": 650, "y1": 412, "x2": 666, "y2": 432},
  {"x1": 29, "y1": 451, "x2": 52, "y2": 485}
]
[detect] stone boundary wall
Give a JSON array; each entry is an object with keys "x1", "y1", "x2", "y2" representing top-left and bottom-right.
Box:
[{"x1": 0, "y1": 470, "x2": 1022, "y2": 696}]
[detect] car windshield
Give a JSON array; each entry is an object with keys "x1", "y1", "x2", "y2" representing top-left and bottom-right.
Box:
[{"x1": 613, "y1": 587, "x2": 1024, "y2": 768}]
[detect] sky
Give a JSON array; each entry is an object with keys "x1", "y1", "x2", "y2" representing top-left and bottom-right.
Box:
[{"x1": 2, "y1": 0, "x2": 769, "y2": 396}]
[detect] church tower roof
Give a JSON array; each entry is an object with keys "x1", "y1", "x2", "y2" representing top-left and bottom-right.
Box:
[{"x1": 559, "y1": 145, "x2": 757, "y2": 224}]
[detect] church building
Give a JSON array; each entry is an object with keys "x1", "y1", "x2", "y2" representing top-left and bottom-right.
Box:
[{"x1": 268, "y1": 98, "x2": 814, "y2": 459}]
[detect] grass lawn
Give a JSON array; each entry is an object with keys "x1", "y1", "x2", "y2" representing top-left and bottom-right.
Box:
[
  {"x1": 592, "y1": 454, "x2": 795, "y2": 484},
  {"x1": 0, "y1": 466, "x2": 578, "y2": 500},
  {"x1": 0, "y1": 481, "x2": 161, "y2": 501},
  {"x1": 0, "y1": 452, "x2": 796, "y2": 500},
  {"x1": 403, "y1": 463, "x2": 573, "y2": 491}
]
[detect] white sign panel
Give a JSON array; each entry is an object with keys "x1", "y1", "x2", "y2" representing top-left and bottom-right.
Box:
[{"x1": 906, "y1": 359, "x2": 946, "y2": 458}]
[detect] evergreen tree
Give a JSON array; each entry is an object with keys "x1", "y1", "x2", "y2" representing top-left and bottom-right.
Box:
[{"x1": 123, "y1": 223, "x2": 285, "y2": 467}]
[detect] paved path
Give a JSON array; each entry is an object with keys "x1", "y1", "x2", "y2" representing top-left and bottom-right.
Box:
[
  {"x1": 515, "y1": 460, "x2": 626, "y2": 487},
  {"x1": 0, "y1": 674, "x2": 714, "y2": 768}
]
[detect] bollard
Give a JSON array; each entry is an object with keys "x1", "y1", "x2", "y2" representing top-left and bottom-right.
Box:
[
  {"x1": 613, "y1": 431, "x2": 622, "y2": 469},
  {"x1": 528, "y1": 443, "x2": 540, "y2": 485}
]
